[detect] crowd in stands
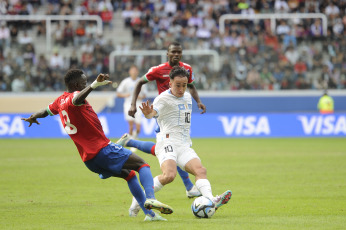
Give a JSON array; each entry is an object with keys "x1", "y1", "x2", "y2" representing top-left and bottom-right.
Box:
[{"x1": 0, "y1": 0, "x2": 345, "y2": 92}]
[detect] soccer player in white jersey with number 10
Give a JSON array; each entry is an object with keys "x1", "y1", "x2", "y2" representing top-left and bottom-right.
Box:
[{"x1": 138, "y1": 66, "x2": 232, "y2": 212}]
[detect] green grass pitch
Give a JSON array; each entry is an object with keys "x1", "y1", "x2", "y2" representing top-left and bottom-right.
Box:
[{"x1": 1, "y1": 138, "x2": 345, "y2": 230}]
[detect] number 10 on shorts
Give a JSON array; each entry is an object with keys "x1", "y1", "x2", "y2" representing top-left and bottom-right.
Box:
[{"x1": 164, "y1": 145, "x2": 173, "y2": 153}]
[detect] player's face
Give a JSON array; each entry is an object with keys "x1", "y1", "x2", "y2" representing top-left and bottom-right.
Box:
[
  {"x1": 167, "y1": 45, "x2": 182, "y2": 66},
  {"x1": 129, "y1": 66, "x2": 139, "y2": 79},
  {"x1": 169, "y1": 76, "x2": 188, "y2": 98}
]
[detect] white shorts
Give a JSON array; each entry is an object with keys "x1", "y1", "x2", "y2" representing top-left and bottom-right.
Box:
[
  {"x1": 155, "y1": 138, "x2": 200, "y2": 170},
  {"x1": 123, "y1": 103, "x2": 142, "y2": 124}
]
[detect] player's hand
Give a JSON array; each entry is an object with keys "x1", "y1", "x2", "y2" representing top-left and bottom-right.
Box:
[
  {"x1": 21, "y1": 116, "x2": 40, "y2": 127},
  {"x1": 91, "y1": 73, "x2": 112, "y2": 89},
  {"x1": 128, "y1": 104, "x2": 137, "y2": 118},
  {"x1": 198, "y1": 103, "x2": 206, "y2": 114},
  {"x1": 139, "y1": 100, "x2": 153, "y2": 116}
]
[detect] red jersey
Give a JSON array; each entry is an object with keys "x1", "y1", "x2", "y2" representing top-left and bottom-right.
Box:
[
  {"x1": 144, "y1": 61, "x2": 195, "y2": 94},
  {"x1": 47, "y1": 92, "x2": 110, "y2": 162}
]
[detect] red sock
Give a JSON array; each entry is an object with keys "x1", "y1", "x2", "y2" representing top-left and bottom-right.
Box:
[{"x1": 151, "y1": 145, "x2": 156, "y2": 156}]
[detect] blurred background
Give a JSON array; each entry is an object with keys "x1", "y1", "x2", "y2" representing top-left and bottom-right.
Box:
[{"x1": 0, "y1": 0, "x2": 345, "y2": 138}]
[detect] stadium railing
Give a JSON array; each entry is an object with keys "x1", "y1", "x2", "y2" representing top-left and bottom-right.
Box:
[
  {"x1": 109, "y1": 49, "x2": 221, "y2": 74},
  {"x1": 0, "y1": 15, "x2": 103, "y2": 51},
  {"x1": 219, "y1": 13, "x2": 328, "y2": 35}
]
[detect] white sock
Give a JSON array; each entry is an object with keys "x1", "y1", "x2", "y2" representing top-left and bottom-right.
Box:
[
  {"x1": 195, "y1": 179, "x2": 213, "y2": 200},
  {"x1": 153, "y1": 176, "x2": 164, "y2": 193},
  {"x1": 132, "y1": 130, "x2": 138, "y2": 139}
]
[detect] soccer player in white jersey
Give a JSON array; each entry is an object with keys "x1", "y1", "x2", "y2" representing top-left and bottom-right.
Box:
[
  {"x1": 130, "y1": 66, "x2": 232, "y2": 214},
  {"x1": 117, "y1": 65, "x2": 148, "y2": 139}
]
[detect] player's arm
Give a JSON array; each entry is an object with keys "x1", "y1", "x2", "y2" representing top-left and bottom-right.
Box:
[
  {"x1": 73, "y1": 73, "x2": 112, "y2": 105},
  {"x1": 21, "y1": 108, "x2": 49, "y2": 127},
  {"x1": 188, "y1": 83, "x2": 206, "y2": 114},
  {"x1": 128, "y1": 77, "x2": 148, "y2": 118},
  {"x1": 139, "y1": 100, "x2": 157, "y2": 119}
]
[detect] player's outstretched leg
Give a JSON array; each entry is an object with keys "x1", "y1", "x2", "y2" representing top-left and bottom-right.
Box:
[
  {"x1": 116, "y1": 133, "x2": 156, "y2": 156},
  {"x1": 137, "y1": 164, "x2": 173, "y2": 214},
  {"x1": 213, "y1": 190, "x2": 232, "y2": 210},
  {"x1": 125, "y1": 171, "x2": 160, "y2": 218}
]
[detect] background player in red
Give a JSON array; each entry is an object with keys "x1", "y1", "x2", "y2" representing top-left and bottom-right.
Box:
[
  {"x1": 22, "y1": 69, "x2": 172, "y2": 221},
  {"x1": 117, "y1": 42, "x2": 206, "y2": 216}
]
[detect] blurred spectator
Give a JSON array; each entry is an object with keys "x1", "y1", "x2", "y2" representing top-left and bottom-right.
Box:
[
  {"x1": 53, "y1": 23, "x2": 64, "y2": 46},
  {"x1": 11, "y1": 75, "x2": 26, "y2": 92},
  {"x1": 74, "y1": 21, "x2": 86, "y2": 47},
  {"x1": 0, "y1": 22, "x2": 10, "y2": 49},
  {"x1": 80, "y1": 39, "x2": 94, "y2": 53},
  {"x1": 310, "y1": 19, "x2": 323, "y2": 39},
  {"x1": 285, "y1": 46, "x2": 299, "y2": 65},
  {"x1": 0, "y1": 0, "x2": 345, "y2": 92},
  {"x1": 325, "y1": 2, "x2": 340, "y2": 20},
  {"x1": 274, "y1": 0, "x2": 290, "y2": 13},
  {"x1": 22, "y1": 43, "x2": 35, "y2": 65},
  {"x1": 49, "y1": 48, "x2": 64, "y2": 69},
  {"x1": 62, "y1": 21, "x2": 74, "y2": 46},
  {"x1": 85, "y1": 21, "x2": 98, "y2": 39},
  {"x1": 246, "y1": 66, "x2": 261, "y2": 89},
  {"x1": 99, "y1": 0, "x2": 114, "y2": 29},
  {"x1": 18, "y1": 30, "x2": 33, "y2": 47},
  {"x1": 9, "y1": 25, "x2": 19, "y2": 47}
]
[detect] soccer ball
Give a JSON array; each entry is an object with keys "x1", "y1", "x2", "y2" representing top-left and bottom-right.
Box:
[{"x1": 191, "y1": 196, "x2": 216, "y2": 218}]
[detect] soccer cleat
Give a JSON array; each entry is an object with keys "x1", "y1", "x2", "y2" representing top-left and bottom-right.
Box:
[
  {"x1": 144, "y1": 199, "x2": 173, "y2": 214},
  {"x1": 144, "y1": 212, "x2": 167, "y2": 221},
  {"x1": 186, "y1": 185, "x2": 202, "y2": 198},
  {"x1": 213, "y1": 190, "x2": 232, "y2": 210},
  {"x1": 116, "y1": 133, "x2": 131, "y2": 147},
  {"x1": 129, "y1": 197, "x2": 141, "y2": 217}
]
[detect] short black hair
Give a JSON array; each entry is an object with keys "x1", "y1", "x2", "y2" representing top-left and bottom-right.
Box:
[
  {"x1": 167, "y1": 41, "x2": 182, "y2": 51},
  {"x1": 169, "y1": 66, "x2": 189, "y2": 80},
  {"x1": 64, "y1": 69, "x2": 84, "y2": 88}
]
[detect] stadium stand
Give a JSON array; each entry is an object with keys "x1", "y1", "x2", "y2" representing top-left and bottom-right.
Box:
[{"x1": 0, "y1": 0, "x2": 345, "y2": 92}]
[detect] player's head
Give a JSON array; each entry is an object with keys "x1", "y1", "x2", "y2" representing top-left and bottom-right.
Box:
[
  {"x1": 129, "y1": 65, "x2": 139, "y2": 79},
  {"x1": 64, "y1": 69, "x2": 87, "y2": 92},
  {"x1": 169, "y1": 66, "x2": 189, "y2": 98},
  {"x1": 167, "y1": 42, "x2": 182, "y2": 67}
]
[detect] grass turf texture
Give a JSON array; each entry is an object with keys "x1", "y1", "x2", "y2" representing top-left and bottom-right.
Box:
[{"x1": 1, "y1": 138, "x2": 345, "y2": 230}]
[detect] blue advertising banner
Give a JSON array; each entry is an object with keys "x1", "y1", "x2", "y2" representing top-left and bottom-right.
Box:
[{"x1": 1, "y1": 113, "x2": 345, "y2": 138}]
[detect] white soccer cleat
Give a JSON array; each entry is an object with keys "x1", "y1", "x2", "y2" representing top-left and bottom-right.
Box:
[
  {"x1": 128, "y1": 196, "x2": 141, "y2": 217},
  {"x1": 144, "y1": 199, "x2": 173, "y2": 214},
  {"x1": 186, "y1": 185, "x2": 202, "y2": 198},
  {"x1": 116, "y1": 133, "x2": 131, "y2": 147},
  {"x1": 213, "y1": 190, "x2": 232, "y2": 210},
  {"x1": 144, "y1": 212, "x2": 167, "y2": 221}
]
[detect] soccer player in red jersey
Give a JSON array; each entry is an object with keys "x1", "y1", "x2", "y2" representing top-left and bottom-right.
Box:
[
  {"x1": 116, "y1": 42, "x2": 206, "y2": 216},
  {"x1": 22, "y1": 69, "x2": 172, "y2": 221}
]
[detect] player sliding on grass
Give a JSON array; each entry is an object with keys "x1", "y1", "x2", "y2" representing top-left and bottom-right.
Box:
[
  {"x1": 117, "y1": 42, "x2": 206, "y2": 216},
  {"x1": 127, "y1": 66, "x2": 232, "y2": 215},
  {"x1": 21, "y1": 69, "x2": 172, "y2": 221}
]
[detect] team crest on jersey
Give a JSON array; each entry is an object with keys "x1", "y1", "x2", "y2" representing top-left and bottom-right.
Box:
[{"x1": 178, "y1": 104, "x2": 192, "y2": 110}]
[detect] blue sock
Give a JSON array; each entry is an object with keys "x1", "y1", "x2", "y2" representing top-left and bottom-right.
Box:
[
  {"x1": 177, "y1": 166, "x2": 193, "y2": 191},
  {"x1": 127, "y1": 175, "x2": 151, "y2": 215},
  {"x1": 127, "y1": 139, "x2": 155, "y2": 154},
  {"x1": 138, "y1": 166, "x2": 155, "y2": 199}
]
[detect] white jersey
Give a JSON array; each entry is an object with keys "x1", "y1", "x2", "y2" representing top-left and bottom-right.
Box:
[
  {"x1": 153, "y1": 89, "x2": 192, "y2": 144},
  {"x1": 117, "y1": 77, "x2": 147, "y2": 106}
]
